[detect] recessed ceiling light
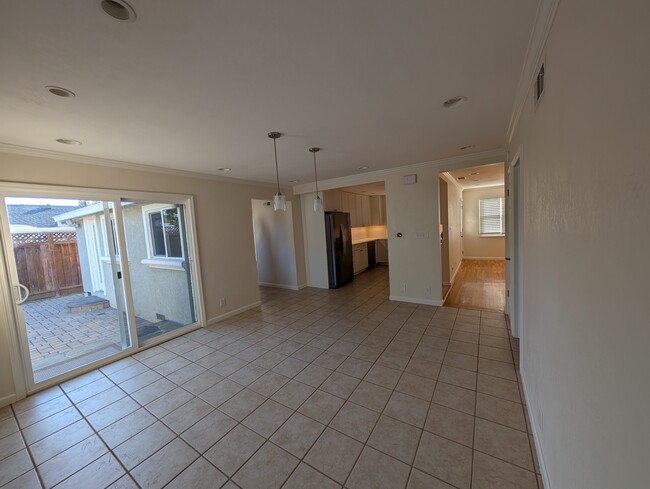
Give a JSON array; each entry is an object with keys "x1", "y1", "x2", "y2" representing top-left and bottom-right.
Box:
[
  {"x1": 457, "y1": 176, "x2": 466, "y2": 180},
  {"x1": 443, "y1": 96, "x2": 467, "y2": 108},
  {"x1": 470, "y1": 172, "x2": 479, "y2": 175},
  {"x1": 56, "y1": 138, "x2": 82, "y2": 145},
  {"x1": 289, "y1": 180, "x2": 299, "y2": 183},
  {"x1": 101, "y1": 0, "x2": 136, "y2": 22},
  {"x1": 46, "y1": 86, "x2": 75, "y2": 98},
  {"x1": 459, "y1": 145, "x2": 474, "y2": 150},
  {"x1": 217, "y1": 168, "x2": 231, "y2": 172},
  {"x1": 358, "y1": 166, "x2": 369, "y2": 170}
]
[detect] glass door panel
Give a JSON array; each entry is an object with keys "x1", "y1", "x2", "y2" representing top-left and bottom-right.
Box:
[
  {"x1": 120, "y1": 201, "x2": 198, "y2": 343},
  {"x1": 1, "y1": 196, "x2": 133, "y2": 384}
]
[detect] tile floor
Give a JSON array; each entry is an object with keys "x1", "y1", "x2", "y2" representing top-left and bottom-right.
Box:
[{"x1": 0, "y1": 267, "x2": 543, "y2": 488}]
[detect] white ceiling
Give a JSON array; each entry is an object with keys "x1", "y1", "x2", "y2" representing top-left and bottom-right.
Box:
[
  {"x1": 0, "y1": 1, "x2": 539, "y2": 185},
  {"x1": 448, "y1": 162, "x2": 504, "y2": 189}
]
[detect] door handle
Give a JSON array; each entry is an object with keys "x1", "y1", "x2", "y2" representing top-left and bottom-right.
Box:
[
  {"x1": 505, "y1": 257, "x2": 511, "y2": 261},
  {"x1": 14, "y1": 284, "x2": 30, "y2": 305}
]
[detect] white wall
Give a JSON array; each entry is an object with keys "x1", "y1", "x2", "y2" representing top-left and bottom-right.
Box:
[
  {"x1": 0, "y1": 151, "x2": 307, "y2": 405},
  {"x1": 462, "y1": 186, "x2": 506, "y2": 259},
  {"x1": 251, "y1": 199, "x2": 299, "y2": 289},
  {"x1": 509, "y1": 1, "x2": 650, "y2": 487}
]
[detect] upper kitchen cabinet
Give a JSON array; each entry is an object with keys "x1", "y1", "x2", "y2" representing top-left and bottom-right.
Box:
[
  {"x1": 323, "y1": 189, "x2": 343, "y2": 212},
  {"x1": 370, "y1": 195, "x2": 386, "y2": 225},
  {"x1": 324, "y1": 189, "x2": 385, "y2": 228}
]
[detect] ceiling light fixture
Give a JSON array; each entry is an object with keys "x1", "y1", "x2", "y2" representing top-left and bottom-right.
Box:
[
  {"x1": 443, "y1": 96, "x2": 467, "y2": 108},
  {"x1": 218, "y1": 167, "x2": 231, "y2": 172},
  {"x1": 46, "y1": 86, "x2": 75, "y2": 98},
  {"x1": 55, "y1": 138, "x2": 82, "y2": 145},
  {"x1": 358, "y1": 165, "x2": 369, "y2": 170},
  {"x1": 310, "y1": 147, "x2": 323, "y2": 212},
  {"x1": 470, "y1": 172, "x2": 479, "y2": 175},
  {"x1": 459, "y1": 145, "x2": 474, "y2": 150},
  {"x1": 100, "y1": 0, "x2": 136, "y2": 22},
  {"x1": 268, "y1": 132, "x2": 286, "y2": 211}
]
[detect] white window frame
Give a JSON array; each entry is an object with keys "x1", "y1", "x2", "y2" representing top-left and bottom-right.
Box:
[
  {"x1": 479, "y1": 197, "x2": 505, "y2": 237},
  {"x1": 141, "y1": 204, "x2": 185, "y2": 270}
]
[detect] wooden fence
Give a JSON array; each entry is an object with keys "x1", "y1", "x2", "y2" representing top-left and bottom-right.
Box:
[{"x1": 12, "y1": 231, "x2": 83, "y2": 301}]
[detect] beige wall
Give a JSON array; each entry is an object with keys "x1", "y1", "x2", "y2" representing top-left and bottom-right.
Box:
[
  {"x1": 0, "y1": 151, "x2": 306, "y2": 403},
  {"x1": 462, "y1": 186, "x2": 505, "y2": 259},
  {"x1": 509, "y1": 0, "x2": 650, "y2": 487}
]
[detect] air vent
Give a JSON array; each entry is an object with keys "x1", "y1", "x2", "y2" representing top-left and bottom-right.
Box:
[{"x1": 535, "y1": 63, "x2": 545, "y2": 105}]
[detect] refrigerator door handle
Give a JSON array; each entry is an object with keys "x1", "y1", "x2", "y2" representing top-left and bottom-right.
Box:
[{"x1": 340, "y1": 224, "x2": 346, "y2": 257}]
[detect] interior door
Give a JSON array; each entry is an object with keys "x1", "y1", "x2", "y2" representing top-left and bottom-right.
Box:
[{"x1": 0, "y1": 195, "x2": 134, "y2": 388}]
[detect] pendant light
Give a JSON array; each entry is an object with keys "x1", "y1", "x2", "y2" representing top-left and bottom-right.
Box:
[
  {"x1": 310, "y1": 147, "x2": 323, "y2": 212},
  {"x1": 268, "y1": 132, "x2": 286, "y2": 211}
]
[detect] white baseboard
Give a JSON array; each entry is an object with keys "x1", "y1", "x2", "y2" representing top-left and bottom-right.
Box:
[
  {"x1": 0, "y1": 393, "x2": 18, "y2": 408},
  {"x1": 389, "y1": 295, "x2": 444, "y2": 307},
  {"x1": 207, "y1": 301, "x2": 261, "y2": 326},
  {"x1": 258, "y1": 282, "x2": 302, "y2": 291},
  {"x1": 462, "y1": 256, "x2": 506, "y2": 260},
  {"x1": 297, "y1": 283, "x2": 308, "y2": 290},
  {"x1": 520, "y1": 371, "x2": 552, "y2": 489}
]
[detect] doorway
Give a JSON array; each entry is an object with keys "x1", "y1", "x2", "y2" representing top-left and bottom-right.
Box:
[
  {"x1": 506, "y1": 154, "x2": 522, "y2": 336},
  {"x1": 251, "y1": 199, "x2": 299, "y2": 290},
  {"x1": 440, "y1": 163, "x2": 506, "y2": 311},
  {"x1": 0, "y1": 185, "x2": 203, "y2": 392}
]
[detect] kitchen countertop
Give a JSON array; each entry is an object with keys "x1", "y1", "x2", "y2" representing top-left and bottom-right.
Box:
[{"x1": 351, "y1": 237, "x2": 387, "y2": 245}]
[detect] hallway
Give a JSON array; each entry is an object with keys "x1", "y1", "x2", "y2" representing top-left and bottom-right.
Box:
[
  {"x1": 1, "y1": 267, "x2": 539, "y2": 489},
  {"x1": 444, "y1": 260, "x2": 506, "y2": 312}
]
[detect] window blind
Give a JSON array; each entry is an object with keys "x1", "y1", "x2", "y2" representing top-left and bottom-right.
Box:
[{"x1": 479, "y1": 197, "x2": 505, "y2": 236}]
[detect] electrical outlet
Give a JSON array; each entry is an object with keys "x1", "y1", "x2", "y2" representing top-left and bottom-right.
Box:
[
  {"x1": 219, "y1": 298, "x2": 227, "y2": 308},
  {"x1": 537, "y1": 409, "x2": 544, "y2": 433},
  {"x1": 426, "y1": 286, "x2": 432, "y2": 296},
  {"x1": 400, "y1": 283, "x2": 406, "y2": 292}
]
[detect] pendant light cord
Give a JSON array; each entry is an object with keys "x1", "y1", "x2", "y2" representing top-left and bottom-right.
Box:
[
  {"x1": 313, "y1": 151, "x2": 319, "y2": 197},
  {"x1": 273, "y1": 138, "x2": 281, "y2": 193}
]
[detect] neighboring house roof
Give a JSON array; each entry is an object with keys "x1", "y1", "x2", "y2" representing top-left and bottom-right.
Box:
[{"x1": 6, "y1": 205, "x2": 81, "y2": 228}]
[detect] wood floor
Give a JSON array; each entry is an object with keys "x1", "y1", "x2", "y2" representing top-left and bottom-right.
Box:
[{"x1": 444, "y1": 259, "x2": 506, "y2": 312}]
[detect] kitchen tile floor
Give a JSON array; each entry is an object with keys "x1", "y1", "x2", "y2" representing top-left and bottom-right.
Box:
[{"x1": 1, "y1": 267, "x2": 542, "y2": 488}]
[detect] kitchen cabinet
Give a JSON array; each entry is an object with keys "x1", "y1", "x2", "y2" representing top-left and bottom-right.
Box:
[
  {"x1": 352, "y1": 242, "x2": 368, "y2": 274},
  {"x1": 361, "y1": 196, "x2": 371, "y2": 226},
  {"x1": 370, "y1": 195, "x2": 386, "y2": 225},
  {"x1": 375, "y1": 239, "x2": 389, "y2": 263},
  {"x1": 323, "y1": 189, "x2": 342, "y2": 212}
]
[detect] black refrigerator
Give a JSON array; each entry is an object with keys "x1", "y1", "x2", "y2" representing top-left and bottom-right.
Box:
[{"x1": 325, "y1": 211, "x2": 354, "y2": 288}]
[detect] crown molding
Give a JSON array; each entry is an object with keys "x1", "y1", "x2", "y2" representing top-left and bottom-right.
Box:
[
  {"x1": 0, "y1": 142, "x2": 280, "y2": 190},
  {"x1": 293, "y1": 148, "x2": 506, "y2": 195},
  {"x1": 440, "y1": 172, "x2": 464, "y2": 193},
  {"x1": 506, "y1": 0, "x2": 561, "y2": 145}
]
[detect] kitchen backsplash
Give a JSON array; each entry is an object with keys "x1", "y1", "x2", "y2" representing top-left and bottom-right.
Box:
[{"x1": 351, "y1": 225, "x2": 387, "y2": 242}]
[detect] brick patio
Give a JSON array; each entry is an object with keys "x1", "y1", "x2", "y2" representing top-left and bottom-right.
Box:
[{"x1": 23, "y1": 294, "x2": 124, "y2": 372}]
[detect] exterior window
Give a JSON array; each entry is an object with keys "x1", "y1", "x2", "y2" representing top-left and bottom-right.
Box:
[
  {"x1": 147, "y1": 207, "x2": 183, "y2": 258},
  {"x1": 479, "y1": 197, "x2": 505, "y2": 236}
]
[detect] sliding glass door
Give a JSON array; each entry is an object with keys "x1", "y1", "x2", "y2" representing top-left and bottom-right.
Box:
[
  {"x1": 1, "y1": 196, "x2": 132, "y2": 384},
  {"x1": 0, "y1": 186, "x2": 202, "y2": 392},
  {"x1": 119, "y1": 201, "x2": 197, "y2": 343}
]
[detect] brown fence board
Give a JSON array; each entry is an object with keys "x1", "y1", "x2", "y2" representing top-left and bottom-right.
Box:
[{"x1": 13, "y1": 232, "x2": 82, "y2": 299}]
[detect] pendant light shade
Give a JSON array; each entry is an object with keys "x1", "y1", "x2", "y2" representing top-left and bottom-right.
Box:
[
  {"x1": 310, "y1": 147, "x2": 323, "y2": 212},
  {"x1": 268, "y1": 132, "x2": 286, "y2": 211}
]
